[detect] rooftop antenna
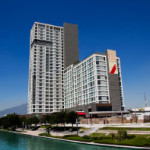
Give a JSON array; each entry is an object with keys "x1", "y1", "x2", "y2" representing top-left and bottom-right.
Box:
[{"x1": 144, "y1": 92, "x2": 147, "y2": 108}]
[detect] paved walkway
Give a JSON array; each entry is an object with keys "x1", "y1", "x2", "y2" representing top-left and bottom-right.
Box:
[
  {"x1": 22, "y1": 130, "x2": 42, "y2": 136},
  {"x1": 21, "y1": 122, "x2": 150, "y2": 137},
  {"x1": 78, "y1": 123, "x2": 150, "y2": 128},
  {"x1": 79, "y1": 126, "x2": 99, "y2": 136}
]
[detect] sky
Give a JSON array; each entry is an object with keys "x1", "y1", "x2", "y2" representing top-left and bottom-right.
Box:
[{"x1": 0, "y1": 0, "x2": 150, "y2": 111}]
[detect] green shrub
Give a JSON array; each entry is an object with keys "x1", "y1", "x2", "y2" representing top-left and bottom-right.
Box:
[
  {"x1": 91, "y1": 136, "x2": 102, "y2": 140},
  {"x1": 82, "y1": 135, "x2": 90, "y2": 139},
  {"x1": 90, "y1": 133, "x2": 106, "y2": 138},
  {"x1": 111, "y1": 133, "x2": 115, "y2": 140},
  {"x1": 127, "y1": 134, "x2": 135, "y2": 139},
  {"x1": 100, "y1": 127, "x2": 150, "y2": 131},
  {"x1": 63, "y1": 135, "x2": 77, "y2": 138},
  {"x1": 116, "y1": 129, "x2": 128, "y2": 142},
  {"x1": 64, "y1": 135, "x2": 92, "y2": 142},
  {"x1": 40, "y1": 125, "x2": 47, "y2": 128}
]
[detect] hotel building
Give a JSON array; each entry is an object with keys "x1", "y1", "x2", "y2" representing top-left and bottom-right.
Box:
[
  {"x1": 28, "y1": 22, "x2": 79, "y2": 114},
  {"x1": 64, "y1": 50, "x2": 124, "y2": 114}
]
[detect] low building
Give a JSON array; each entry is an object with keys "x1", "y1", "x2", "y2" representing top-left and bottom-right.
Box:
[
  {"x1": 131, "y1": 107, "x2": 150, "y2": 112},
  {"x1": 64, "y1": 49, "x2": 124, "y2": 116}
]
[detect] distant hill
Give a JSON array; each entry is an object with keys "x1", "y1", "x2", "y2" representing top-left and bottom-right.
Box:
[{"x1": 0, "y1": 103, "x2": 27, "y2": 117}]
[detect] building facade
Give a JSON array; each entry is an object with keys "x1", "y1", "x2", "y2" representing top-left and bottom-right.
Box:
[
  {"x1": 64, "y1": 50, "x2": 124, "y2": 114},
  {"x1": 28, "y1": 22, "x2": 79, "y2": 114}
]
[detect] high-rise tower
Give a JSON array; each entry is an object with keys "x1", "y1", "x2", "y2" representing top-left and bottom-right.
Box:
[{"x1": 28, "y1": 22, "x2": 79, "y2": 114}]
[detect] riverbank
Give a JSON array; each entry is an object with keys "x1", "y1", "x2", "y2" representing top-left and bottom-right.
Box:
[
  {"x1": 39, "y1": 132, "x2": 150, "y2": 149},
  {"x1": 1, "y1": 129, "x2": 150, "y2": 150}
]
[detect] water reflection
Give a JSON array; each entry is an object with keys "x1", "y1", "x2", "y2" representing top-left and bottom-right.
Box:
[{"x1": 0, "y1": 131, "x2": 20, "y2": 149}]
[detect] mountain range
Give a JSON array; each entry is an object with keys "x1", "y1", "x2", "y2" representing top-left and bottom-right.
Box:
[{"x1": 0, "y1": 103, "x2": 27, "y2": 117}]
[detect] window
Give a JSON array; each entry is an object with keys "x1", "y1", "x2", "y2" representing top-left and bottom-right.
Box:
[
  {"x1": 98, "y1": 80, "x2": 101, "y2": 85},
  {"x1": 99, "y1": 96, "x2": 102, "y2": 100},
  {"x1": 96, "y1": 61, "x2": 99, "y2": 64}
]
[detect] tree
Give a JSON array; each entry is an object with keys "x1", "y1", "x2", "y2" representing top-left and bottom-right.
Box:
[
  {"x1": 20, "y1": 116, "x2": 27, "y2": 129},
  {"x1": 28, "y1": 117, "x2": 39, "y2": 127},
  {"x1": 116, "y1": 129, "x2": 128, "y2": 142},
  {"x1": 0, "y1": 117, "x2": 3, "y2": 128},
  {"x1": 67, "y1": 111, "x2": 78, "y2": 127},
  {"x1": 57, "y1": 110, "x2": 68, "y2": 127},
  {"x1": 52, "y1": 113, "x2": 59, "y2": 125},
  {"x1": 0, "y1": 114, "x2": 21, "y2": 130},
  {"x1": 40, "y1": 117, "x2": 46, "y2": 125},
  {"x1": 45, "y1": 115, "x2": 51, "y2": 124},
  {"x1": 139, "y1": 108, "x2": 144, "y2": 111}
]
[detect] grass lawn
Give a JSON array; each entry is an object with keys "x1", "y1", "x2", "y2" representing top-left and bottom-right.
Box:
[
  {"x1": 100, "y1": 127, "x2": 150, "y2": 131},
  {"x1": 79, "y1": 127, "x2": 90, "y2": 133},
  {"x1": 40, "y1": 125, "x2": 47, "y2": 128},
  {"x1": 80, "y1": 127, "x2": 90, "y2": 131},
  {"x1": 39, "y1": 132, "x2": 150, "y2": 147},
  {"x1": 39, "y1": 133, "x2": 63, "y2": 139}
]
